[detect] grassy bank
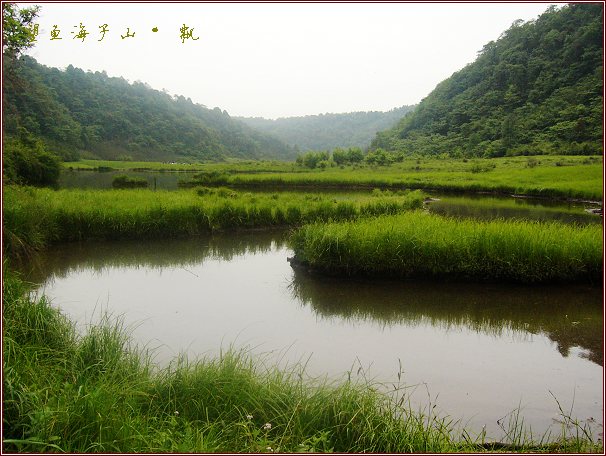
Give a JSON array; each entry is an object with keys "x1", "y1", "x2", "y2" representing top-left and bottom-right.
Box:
[
  {"x1": 3, "y1": 271, "x2": 600, "y2": 453},
  {"x1": 63, "y1": 159, "x2": 299, "y2": 173},
  {"x1": 3, "y1": 186, "x2": 423, "y2": 259},
  {"x1": 190, "y1": 155, "x2": 602, "y2": 200},
  {"x1": 290, "y1": 211, "x2": 602, "y2": 283},
  {"x1": 65, "y1": 155, "x2": 603, "y2": 200}
]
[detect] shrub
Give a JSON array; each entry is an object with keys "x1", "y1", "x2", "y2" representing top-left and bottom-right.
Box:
[{"x1": 3, "y1": 137, "x2": 61, "y2": 186}]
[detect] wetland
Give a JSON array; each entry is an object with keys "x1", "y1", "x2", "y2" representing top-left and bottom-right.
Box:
[{"x1": 5, "y1": 159, "x2": 603, "y2": 453}]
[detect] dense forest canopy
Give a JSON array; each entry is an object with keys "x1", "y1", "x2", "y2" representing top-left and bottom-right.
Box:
[
  {"x1": 3, "y1": 56, "x2": 297, "y2": 164},
  {"x1": 372, "y1": 4, "x2": 603, "y2": 158},
  {"x1": 238, "y1": 106, "x2": 415, "y2": 151}
]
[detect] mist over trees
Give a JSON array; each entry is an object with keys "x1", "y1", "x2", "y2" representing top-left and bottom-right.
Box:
[
  {"x1": 372, "y1": 4, "x2": 603, "y2": 158},
  {"x1": 3, "y1": 2, "x2": 602, "y2": 188},
  {"x1": 3, "y1": 53, "x2": 297, "y2": 175},
  {"x1": 238, "y1": 106, "x2": 415, "y2": 152}
]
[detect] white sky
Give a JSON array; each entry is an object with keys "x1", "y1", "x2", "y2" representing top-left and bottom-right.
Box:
[{"x1": 21, "y1": 2, "x2": 556, "y2": 119}]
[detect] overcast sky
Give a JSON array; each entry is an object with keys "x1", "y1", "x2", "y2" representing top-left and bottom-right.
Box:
[{"x1": 22, "y1": 2, "x2": 555, "y2": 119}]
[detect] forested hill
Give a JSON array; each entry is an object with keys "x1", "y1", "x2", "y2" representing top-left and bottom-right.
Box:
[
  {"x1": 238, "y1": 105, "x2": 415, "y2": 151},
  {"x1": 372, "y1": 4, "x2": 603, "y2": 158},
  {"x1": 3, "y1": 56, "x2": 296, "y2": 162}
]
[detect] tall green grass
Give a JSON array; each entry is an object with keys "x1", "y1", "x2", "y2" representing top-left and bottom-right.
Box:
[
  {"x1": 3, "y1": 186, "x2": 423, "y2": 259},
  {"x1": 290, "y1": 211, "x2": 603, "y2": 283},
  {"x1": 179, "y1": 155, "x2": 602, "y2": 200},
  {"x1": 66, "y1": 155, "x2": 603, "y2": 200},
  {"x1": 4, "y1": 271, "x2": 601, "y2": 453}
]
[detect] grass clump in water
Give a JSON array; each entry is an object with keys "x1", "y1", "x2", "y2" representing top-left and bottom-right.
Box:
[
  {"x1": 4, "y1": 271, "x2": 601, "y2": 453},
  {"x1": 290, "y1": 211, "x2": 602, "y2": 283},
  {"x1": 111, "y1": 175, "x2": 149, "y2": 189}
]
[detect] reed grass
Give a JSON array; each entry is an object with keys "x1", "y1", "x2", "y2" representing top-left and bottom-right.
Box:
[
  {"x1": 225, "y1": 163, "x2": 602, "y2": 200},
  {"x1": 65, "y1": 155, "x2": 603, "y2": 200},
  {"x1": 289, "y1": 211, "x2": 603, "y2": 283},
  {"x1": 3, "y1": 186, "x2": 424, "y2": 259},
  {"x1": 3, "y1": 271, "x2": 601, "y2": 453},
  {"x1": 189, "y1": 155, "x2": 602, "y2": 200}
]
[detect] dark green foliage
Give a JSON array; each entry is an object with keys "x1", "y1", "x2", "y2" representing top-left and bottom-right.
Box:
[
  {"x1": 3, "y1": 136, "x2": 61, "y2": 186},
  {"x1": 295, "y1": 147, "x2": 365, "y2": 169},
  {"x1": 238, "y1": 106, "x2": 415, "y2": 151},
  {"x1": 3, "y1": 56, "x2": 296, "y2": 162},
  {"x1": 364, "y1": 148, "x2": 399, "y2": 165},
  {"x1": 3, "y1": 58, "x2": 84, "y2": 162},
  {"x1": 112, "y1": 175, "x2": 148, "y2": 189},
  {"x1": 372, "y1": 4, "x2": 603, "y2": 157},
  {"x1": 2, "y1": 3, "x2": 39, "y2": 58},
  {"x1": 296, "y1": 150, "x2": 329, "y2": 168},
  {"x1": 2, "y1": 4, "x2": 82, "y2": 162},
  {"x1": 332, "y1": 146, "x2": 364, "y2": 165}
]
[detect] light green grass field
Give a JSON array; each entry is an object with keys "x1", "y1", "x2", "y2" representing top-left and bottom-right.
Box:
[{"x1": 65, "y1": 155, "x2": 602, "y2": 200}]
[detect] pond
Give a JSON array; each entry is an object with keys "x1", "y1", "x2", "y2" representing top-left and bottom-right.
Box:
[
  {"x1": 425, "y1": 193, "x2": 602, "y2": 225},
  {"x1": 21, "y1": 231, "x2": 603, "y2": 441},
  {"x1": 59, "y1": 169, "x2": 188, "y2": 190}
]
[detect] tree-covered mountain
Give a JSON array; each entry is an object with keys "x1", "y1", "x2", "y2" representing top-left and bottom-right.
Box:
[
  {"x1": 3, "y1": 56, "x2": 296, "y2": 163},
  {"x1": 238, "y1": 106, "x2": 415, "y2": 152},
  {"x1": 372, "y1": 4, "x2": 603, "y2": 158}
]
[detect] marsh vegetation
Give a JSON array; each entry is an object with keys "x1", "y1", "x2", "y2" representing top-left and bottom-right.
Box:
[
  {"x1": 290, "y1": 211, "x2": 602, "y2": 283},
  {"x1": 3, "y1": 3, "x2": 603, "y2": 451}
]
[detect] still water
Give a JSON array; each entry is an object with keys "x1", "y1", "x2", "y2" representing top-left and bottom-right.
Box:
[
  {"x1": 59, "y1": 170, "x2": 602, "y2": 225},
  {"x1": 60, "y1": 169, "x2": 187, "y2": 190},
  {"x1": 23, "y1": 231, "x2": 603, "y2": 441}
]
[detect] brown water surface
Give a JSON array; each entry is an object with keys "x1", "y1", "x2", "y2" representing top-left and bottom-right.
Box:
[{"x1": 21, "y1": 232, "x2": 603, "y2": 441}]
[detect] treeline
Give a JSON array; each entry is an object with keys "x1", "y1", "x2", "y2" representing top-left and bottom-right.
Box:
[
  {"x1": 2, "y1": 5, "x2": 61, "y2": 186},
  {"x1": 295, "y1": 147, "x2": 364, "y2": 169},
  {"x1": 238, "y1": 106, "x2": 415, "y2": 151},
  {"x1": 2, "y1": 4, "x2": 297, "y2": 185},
  {"x1": 3, "y1": 56, "x2": 297, "y2": 165},
  {"x1": 295, "y1": 146, "x2": 422, "y2": 169},
  {"x1": 372, "y1": 4, "x2": 603, "y2": 158}
]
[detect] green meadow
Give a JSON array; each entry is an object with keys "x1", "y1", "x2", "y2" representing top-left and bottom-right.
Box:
[
  {"x1": 220, "y1": 156, "x2": 602, "y2": 200},
  {"x1": 66, "y1": 155, "x2": 602, "y2": 200}
]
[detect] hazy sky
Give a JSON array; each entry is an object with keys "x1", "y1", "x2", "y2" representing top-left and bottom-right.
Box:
[{"x1": 22, "y1": 2, "x2": 555, "y2": 119}]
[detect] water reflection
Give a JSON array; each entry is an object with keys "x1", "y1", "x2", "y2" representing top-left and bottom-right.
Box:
[
  {"x1": 426, "y1": 195, "x2": 601, "y2": 225},
  {"x1": 59, "y1": 170, "x2": 188, "y2": 190},
  {"x1": 20, "y1": 231, "x2": 289, "y2": 284},
  {"x1": 289, "y1": 271, "x2": 603, "y2": 366},
  {"x1": 21, "y1": 233, "x2": 602, "y2": 368},
  {"x1": 20, "y1": 233, "x2": 602, "y2": 439},
  {"x1": 59, "y1": 170, "x2": 600, "y2": 226}
]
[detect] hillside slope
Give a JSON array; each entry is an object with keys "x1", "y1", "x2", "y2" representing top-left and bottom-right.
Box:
[
  {"x1": 3, "y1": 56, "x2": 296, "y2": 162},
  {"x1": 372, "y1": 4, "x2": 603, "y2": 157},
  {"x1": 238, "y1": 105, "x2": 415, "y2": 151}
]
